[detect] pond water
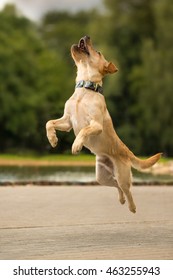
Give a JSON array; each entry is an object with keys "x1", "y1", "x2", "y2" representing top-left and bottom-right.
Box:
[
  {"x1": 0, "y1": 166, "x2": 95, "y2": 184},
  {"x1": 0, "y1": 165, "x2": 173, "y2": 185}
]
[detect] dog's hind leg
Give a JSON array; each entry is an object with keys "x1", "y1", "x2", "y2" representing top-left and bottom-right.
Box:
[
  {"x1": 96, "y1": 156, "x2": 126, "y2": 205},
  {"x1": 115, "y1": 160, "x2": 136, "y2": 213}
]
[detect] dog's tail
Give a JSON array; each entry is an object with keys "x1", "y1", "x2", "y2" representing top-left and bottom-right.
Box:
[{"x1": 130, "y1": 152, "x2": 162, "y2": 170}]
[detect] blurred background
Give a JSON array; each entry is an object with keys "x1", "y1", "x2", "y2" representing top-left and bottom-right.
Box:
[{"x1": 0, "y1": 0, "x2": 173, "y2": 157}]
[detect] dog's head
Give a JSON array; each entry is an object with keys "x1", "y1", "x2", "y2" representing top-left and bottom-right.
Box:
[{"x1": 71, "y1": 36, "x2": 118, "y2": 81}]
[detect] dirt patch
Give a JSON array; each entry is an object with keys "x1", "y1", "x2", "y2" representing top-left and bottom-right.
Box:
[{"x1": 0, "y1": 159, "x2": 95, "y2": 167}]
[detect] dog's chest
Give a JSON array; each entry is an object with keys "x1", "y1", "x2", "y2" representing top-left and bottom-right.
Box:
[{"x1": 69, "y1": 96, "x2": 91, "y2": 135}]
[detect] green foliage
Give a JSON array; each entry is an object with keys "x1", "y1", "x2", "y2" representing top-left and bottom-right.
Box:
[
  {"x1": 131, "y1": 0, "x2": 173, "y2": 155},
  {"x1": 103, "y1": 0, "x2": 173, "y2": 156},
  {"x1": 0, "y1": 1, "x2": 173, "y2": 156},
  {"x1": 0, "y1": 5, "x2": 70, "y2": 153}
]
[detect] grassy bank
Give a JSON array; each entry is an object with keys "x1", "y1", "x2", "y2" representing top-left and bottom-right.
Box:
[
  {"x1": 0, "y1": 153, "x2": 171, "y2": 166},
  {"x1": 0, "y1": 153, "x2": 95, "y2": 166},
  {"x1": 0, "y1": 153, "x2": 171, "y2": 161}
]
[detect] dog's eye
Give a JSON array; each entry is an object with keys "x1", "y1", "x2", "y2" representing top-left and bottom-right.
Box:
[{"x1": 96, "y1": 51, "x2": 101, "y2": 55}]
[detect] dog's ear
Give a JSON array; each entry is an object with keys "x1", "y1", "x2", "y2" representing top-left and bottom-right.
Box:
[{"x1": 106, "y1": 62, "x2": 118, "y2": 74}]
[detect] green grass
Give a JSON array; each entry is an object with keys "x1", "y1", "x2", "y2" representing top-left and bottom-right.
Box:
[
  {"x1": 43, "y1": 154, "x2": 94, "y2": 161},
  {"x1": 0, "y1": 153, "x2": 95, "y2": 162},
  {"x1": 0, "y1": 153, "x2": 171, "y2": 163}
]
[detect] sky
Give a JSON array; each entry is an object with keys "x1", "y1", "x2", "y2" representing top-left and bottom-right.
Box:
[{"x1": 0, "y1": 0, "x2": 103, "y2": 20}]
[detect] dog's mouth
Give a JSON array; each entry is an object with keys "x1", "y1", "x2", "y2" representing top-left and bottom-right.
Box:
[{"x1": 78, "y1": 36, "x2": 90, "y2": 55}]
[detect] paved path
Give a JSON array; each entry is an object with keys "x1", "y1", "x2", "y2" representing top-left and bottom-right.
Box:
[{"x1": 0, "y1": 185, "x2": 173, "y2": 260}]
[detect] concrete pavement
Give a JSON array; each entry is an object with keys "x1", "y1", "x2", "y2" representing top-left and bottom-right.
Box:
[{"x1": 0, "y1": 185, "x2": 173, "y2": 259}]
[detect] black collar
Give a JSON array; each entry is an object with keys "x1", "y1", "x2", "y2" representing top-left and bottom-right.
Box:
[{"x1": 75, "y1": 80, "x2": 103, "y2": 94}]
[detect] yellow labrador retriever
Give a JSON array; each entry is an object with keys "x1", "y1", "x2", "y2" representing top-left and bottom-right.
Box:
[{"x1": 46, "y1": 36, "x2": 161, "y2": 213}]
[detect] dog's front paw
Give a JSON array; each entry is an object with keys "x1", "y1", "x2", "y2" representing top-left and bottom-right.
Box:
[
  {"x1": 72, "y1": 139, "x2": 83, "y2": 154},
  {"x1": 47, "y1": 134, "x2": 58, "y2": 148}
]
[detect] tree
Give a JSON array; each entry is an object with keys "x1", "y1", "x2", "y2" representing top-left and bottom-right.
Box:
[
  {"x1": 101, "y1": 0, "x2": 157, "y2": 154},
  {"x1": 132, "y1": 0, "x2": 173, "y2": 156},
  {"x1": 0, "y1": 5, "x2": 70, "y2": 153}
]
